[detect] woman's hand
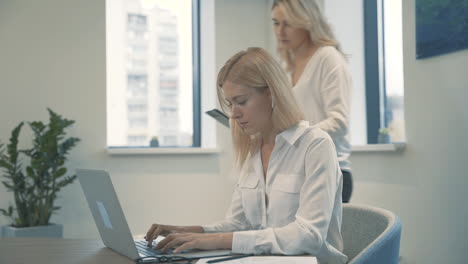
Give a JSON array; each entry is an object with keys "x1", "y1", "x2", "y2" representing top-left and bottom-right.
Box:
[
  {"x1": 155, "y1": 232, "x2": 233, "y2": 254},
  {"x1": 145, "y1": 224, "x2": 204, "y2": 246}
]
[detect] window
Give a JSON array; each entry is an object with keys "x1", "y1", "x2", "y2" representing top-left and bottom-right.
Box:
[
  {"x1": 106, "y1": 0, "x2": 200, "y2": 148},
  {"x1": 364, "y1": 0, "x2": 406, "y2": 143},
  {"x1": 324, "y1": 0, "x2": 405, "y2": 146}
]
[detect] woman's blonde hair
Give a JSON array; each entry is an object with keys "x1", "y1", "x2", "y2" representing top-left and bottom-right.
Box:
[
  {"x1": 272, "y1": 0, "x2": 345, "y2": 72},
  {"x1": 217, "y1": 47, "x2": 304, "y2": 167}
]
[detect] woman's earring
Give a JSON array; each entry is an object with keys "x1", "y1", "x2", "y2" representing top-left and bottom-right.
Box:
[{"x1": 271, "y1": 97, "x2": 275, "y2": 109}]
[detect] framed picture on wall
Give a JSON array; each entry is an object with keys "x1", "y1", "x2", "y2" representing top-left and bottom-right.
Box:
[{"x1": 416, "y1": 0, "x2": 468, "y2": 59}]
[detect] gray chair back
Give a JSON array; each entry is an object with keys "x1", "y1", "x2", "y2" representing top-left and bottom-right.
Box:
[{"x1": 342, "y1": 204, "x2": 402, "y2": 264}]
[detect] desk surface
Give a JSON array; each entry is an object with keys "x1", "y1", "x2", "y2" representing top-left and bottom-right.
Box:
[
  {"x1": 0, "y1": 238, "x2": 318, "y2": 264},
  {"x1": 0, "y1": 238, "x2": 134, "y2": 264}
]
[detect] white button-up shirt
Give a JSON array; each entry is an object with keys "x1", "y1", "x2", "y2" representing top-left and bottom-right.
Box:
[{"x1": 202, "y1": 121, "x2": 347, "y2": 264}]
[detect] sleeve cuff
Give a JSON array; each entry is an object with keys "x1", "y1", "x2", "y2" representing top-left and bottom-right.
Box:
[{"x1": 232, "y1": 230, "x2": 258, "y2": 254}]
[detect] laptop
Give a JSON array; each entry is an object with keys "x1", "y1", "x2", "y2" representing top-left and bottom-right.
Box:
[{"x1": 76, "y1": 169, "x2": 232, "y2": 261}]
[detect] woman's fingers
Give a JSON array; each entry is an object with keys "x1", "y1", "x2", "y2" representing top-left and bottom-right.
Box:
[
  {"x1": 173, "y1": 241, "x2": 197, "y2": 254},
  {"x1": 146, "y1": 224, "x2": 173, "y2": 246},
  {"x1": 161, "y1": 235, "x2": 190, "y2": 252},
  {"x1": 156, "y1": 233, "x2": 191, "y2": 252},
  {"x1": 145, "y1": 224, "x2": 158, "y2": 240},
  {"x1": 153, "y1": 226, "x2": 165, "y2": 239},
  {"x1": 146, "y1": 228, "x2": 223, "y2": 253},
  {"x1": 154, "y1": 233, "x2": 174, "y2": 250},
  {"x1": 158, "y1": 233, "x2": 223, "y2": 253},
  {"x1": 145, "y1": 224, "x2": 161, "y2": 245}
]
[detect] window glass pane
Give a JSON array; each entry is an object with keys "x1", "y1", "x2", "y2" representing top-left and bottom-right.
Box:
[
  {"x1": 383, "y1": 0, "x2": 406, "y2": 142},
  {"x1": 107, "y1": 0, "x2": 194, "y2": 147}
]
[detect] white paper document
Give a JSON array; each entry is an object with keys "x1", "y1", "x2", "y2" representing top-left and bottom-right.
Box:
[{"x1": 196, "y1": 256, "x2": 317, "y2": 264}]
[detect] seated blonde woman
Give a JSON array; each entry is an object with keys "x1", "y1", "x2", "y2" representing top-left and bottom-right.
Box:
[{"x1": 145, "y1": 47, "x2": 347, "y2": 264}]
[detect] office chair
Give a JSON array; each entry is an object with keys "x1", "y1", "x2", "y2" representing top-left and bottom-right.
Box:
[{"x1": 342, "y1": 204, "x2": 402, "y2": 264}]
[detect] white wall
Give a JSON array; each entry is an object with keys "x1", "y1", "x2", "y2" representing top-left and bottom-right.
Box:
[
  {"x1": 324, "y1": 0, "x2": 367, "y2": 145},
  {"x1": 215, "y1": 0, "x2": 275, "y2": 67},
  {"x1": 349, "y1": 0, "x2": 468, "y2": 263},
  {"x1": 0, "y1": 0, "x2": 271, "y2": 239},
  {"x1": 0, "y1": 0, "x2": 110, "y2": 238},
  {"x1": 1, "y1": 0, "x2": 468, "y2": 263}
]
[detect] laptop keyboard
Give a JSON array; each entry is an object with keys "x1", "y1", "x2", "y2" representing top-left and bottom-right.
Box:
[{"x1": 135, "y1": 240, "x2": 173, "y2": 257}]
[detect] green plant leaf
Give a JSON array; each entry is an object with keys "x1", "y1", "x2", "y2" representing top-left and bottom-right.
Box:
[
  {"x1": 29, "y1": 121, "x2": 45, "y2": 135},
  {"x1": 378, "y1": 127, "x2": 389, "y2": 135},
  {"x1": 26, "y1": 166, "x2": 35, "y2": 178},
  {"x1": 0, "y1": 206, "x2": 14, "y2": 217},
  {"x1": 0, "y1": 159, "x2": 13, "y2": 171},
  {"x1": 0, "y1": 208, "x2": 11, "y2": 217},
  {"x1": 60, "y1": 137, "x2": 80, "y2": 151},
  {"x1": 4, "y1": 122, "x2": 23, "y2": 165},
  {"x1": 56, "y1": 175, "x2": 77, "y2": 189},
  {"x1": 54, "y1": 167, "x2": 67, "y2": 178},
  {"x1": 1, "y1": 109, "x2": 80, "y2": 227},
  {"x1": 2, "y1": 181, "x2": 14, "y2": 190}
]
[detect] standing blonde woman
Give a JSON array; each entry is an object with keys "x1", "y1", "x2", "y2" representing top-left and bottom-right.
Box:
[
  {"x1": 272, "y1": 0, "x2": 353, "y2": 202},
  {"x1": 145, "y1": 47, "x2": 347, "y2": 264}
]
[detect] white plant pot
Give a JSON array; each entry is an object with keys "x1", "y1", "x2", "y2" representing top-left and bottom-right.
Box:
[{"x1": 1, "y1": 223, "x2": 63, "y2": 238}]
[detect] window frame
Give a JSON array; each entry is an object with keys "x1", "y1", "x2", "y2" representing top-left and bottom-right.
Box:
[
  {"x1": 191, "y1": 0, "x2": 201, "y2": 147},
  {"x1": 364, "y1": 0, "x2": 387, "y2": 144},
  {"x1": 364, "y1": 0, "x2": 406, "y2": 146}
]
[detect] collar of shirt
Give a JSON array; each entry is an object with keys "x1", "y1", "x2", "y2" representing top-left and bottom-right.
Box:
[
  {"x1": 247, "y1": 120, "x2": 311, "y2": 180},
  {"x1": 276, "y1": 120, "x2": 310, "y2": 146}
]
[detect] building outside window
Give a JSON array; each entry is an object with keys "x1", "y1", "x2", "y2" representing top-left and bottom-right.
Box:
[
  {"x1": 106, "y1": 0, "x2": 195, "y2": 148},
  {"x1": 381, "y1": 0, "x2": 405, "y2": 143}
]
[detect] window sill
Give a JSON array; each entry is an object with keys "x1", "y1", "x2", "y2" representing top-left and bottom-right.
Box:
[
  {"x1": 107, "y1": 143, "x2": 405, "y2": 155},
  {"x1": 107, "y1": 147, "x2": 222, "y2": 155},
  {"x1": 351, "y1": 143, "x2": 406, "y2": 152}
]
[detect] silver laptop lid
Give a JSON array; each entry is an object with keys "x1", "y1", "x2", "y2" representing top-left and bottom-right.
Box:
[{"x1": 77, "y1": 169, "x2": 140, "y2": 260}]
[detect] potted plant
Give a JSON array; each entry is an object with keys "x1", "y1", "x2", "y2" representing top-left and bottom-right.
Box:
[
  {"x1": 149, "y1": 136, "x2": 159, "y2": 147},
  {"x1": 0, "y1": 108, "x2": 80, "y2": 237},
  {"x1": 377, "y1": 127, "x2": 391, "y2": 144}
]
